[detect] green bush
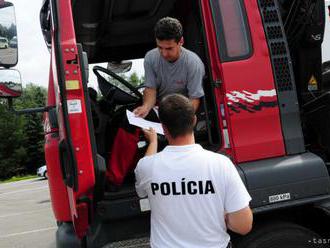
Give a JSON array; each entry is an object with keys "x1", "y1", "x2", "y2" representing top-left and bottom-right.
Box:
[{"x1": 0, "y1": 83, "x2": 46, "y2": 180}]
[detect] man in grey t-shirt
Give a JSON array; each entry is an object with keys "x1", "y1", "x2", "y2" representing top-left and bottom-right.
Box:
[
  {"x1": 133, "y1": 17, "x2": 205, "y2": 118},
  {"x1": 106, "y1": 17, "x2": 205, "y2": 186}
]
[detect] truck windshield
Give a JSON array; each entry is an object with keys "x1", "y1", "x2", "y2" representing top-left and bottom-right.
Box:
[{"x1": 210, "y1": 0, "x2": 252, "y2": 61}]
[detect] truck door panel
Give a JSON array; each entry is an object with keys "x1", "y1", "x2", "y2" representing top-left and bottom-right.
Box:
[
  {"x1": 50, "y1": 0, "x2": 97, "y2": 238},
  {"x1": 201, "y1": 0, "x2": 287, "y2": 163}
]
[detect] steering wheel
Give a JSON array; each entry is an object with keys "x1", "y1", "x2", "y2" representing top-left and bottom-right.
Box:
[{"x1": 93, "y1": 65, "x2": 143, "y2": 105}]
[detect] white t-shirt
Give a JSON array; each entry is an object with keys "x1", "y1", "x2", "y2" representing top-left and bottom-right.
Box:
[{"x1": 135, "y1": 144, "x2": 251, "y2": 248}]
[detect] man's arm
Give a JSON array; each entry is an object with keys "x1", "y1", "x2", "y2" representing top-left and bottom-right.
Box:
[
  {"x1": 142, "y1": 128, "x2": 158, "y2": 156},
  {"x1": 135, "y1": 162, "x2": 148, "y2": 198},
  {"x1": 133, "y1": 87, "x2": 157, "y2": 118},
  {"x1": 134, "y1": 53, "x2": 158, "y2": 118},
  {"x1": 224, "y1": 158, "x2": 253, "y2": 235},
  {"x1": 187, "y1": 55, "x2": 205, "y2": 110},
  {"x1": 190, "y1": 98, "x2": 200, "y2": 112},
  {"x1": 226, "y1": 206, "x2": 253, "y2": 235}
]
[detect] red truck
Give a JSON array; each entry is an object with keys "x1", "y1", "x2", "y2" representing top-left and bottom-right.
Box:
[{"x1": 1, "y1": 0, "x2": 330, "y2": 247}]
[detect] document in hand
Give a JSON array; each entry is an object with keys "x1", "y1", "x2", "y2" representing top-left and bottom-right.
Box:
[{"x1": 126, "y1": 110, "x2": 164, "y2": 135}]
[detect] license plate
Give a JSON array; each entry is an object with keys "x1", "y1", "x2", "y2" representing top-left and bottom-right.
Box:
[{"x1": 269, "y1": 193, "x2": 291, "y2": 203}]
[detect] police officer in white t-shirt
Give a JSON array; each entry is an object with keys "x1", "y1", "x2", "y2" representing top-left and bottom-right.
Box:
[
  {"x1": 133, "y1": 17, "x2": 205, "y2": 118},
  {"x1": 135, "y1": 94, "x2": 253, "y2": 248}
]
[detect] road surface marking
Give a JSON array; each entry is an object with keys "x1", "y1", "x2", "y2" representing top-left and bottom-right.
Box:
[
  {"x1": 0, "y1": 186, "x2": 48, "y2": 198},
  {"x1": 0, "y1": 208, "x2": 51, "y2": 218},
  {"x1": 0, "y1": 179, "x2": 40, "y2": 190},
  {"x1": 0, "y1": 227, "x2": 56, "y2": 239}
]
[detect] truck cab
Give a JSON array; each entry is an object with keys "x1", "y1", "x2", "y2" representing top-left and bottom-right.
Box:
[{"x1": 2, "y1": 0, "x2": 330, "y2": 247}]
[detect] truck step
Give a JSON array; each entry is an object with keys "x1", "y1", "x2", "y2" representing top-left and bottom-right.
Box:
[{"x1": 104, "y1": 237, "x2": 150, "y2": 248}]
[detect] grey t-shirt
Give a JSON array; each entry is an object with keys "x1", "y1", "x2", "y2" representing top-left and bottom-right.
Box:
[{"x1": 144, "y1": 47, "x2": 205, "y2": 100}]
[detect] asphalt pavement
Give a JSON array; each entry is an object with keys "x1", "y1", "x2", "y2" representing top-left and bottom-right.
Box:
[
  {"x1": 0, "y1": 47, "x2": 17, "y2": 65},
  {"x1": 0, "y1": 178, "x2": 150, "y2": 248},
  {"x1": 0, "y1": 178, "x2": 56, "y2": 248}
]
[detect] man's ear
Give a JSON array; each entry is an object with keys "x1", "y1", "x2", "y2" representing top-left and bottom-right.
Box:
[
  {"x1": 162, "y1": 124, "x2": 170, "y2": 137},
  {"x1": 193, "y1": 115, "x2": 197, "y2": 127},
  {"x1": 179, "y1": 37, "x2": 184, "y2": 46}
]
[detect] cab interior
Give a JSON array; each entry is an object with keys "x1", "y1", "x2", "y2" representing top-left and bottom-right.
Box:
[{"x1": 71, "y1": 0, "x2": 221, "y2": 195}]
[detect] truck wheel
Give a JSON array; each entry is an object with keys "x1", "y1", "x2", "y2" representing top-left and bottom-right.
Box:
[
  {"x1": 235, "y1": 222, "x2": 324, "y2": 248},
  {"x1": 56, "y1": 222, "x2": 81, "y2": 248}
]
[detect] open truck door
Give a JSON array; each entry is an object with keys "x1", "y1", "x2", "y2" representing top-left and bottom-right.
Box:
[
  {"x1": 42, "y1": 0, "x2": 105, "y2": 239},
  {"x1": 200, "y1": 0, "x2": 293, "y2": 163}
]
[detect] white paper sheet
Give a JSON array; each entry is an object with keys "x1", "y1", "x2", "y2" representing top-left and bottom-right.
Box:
[{"x1": 126, "y1": 110, "x2": 164, "y2": 135}]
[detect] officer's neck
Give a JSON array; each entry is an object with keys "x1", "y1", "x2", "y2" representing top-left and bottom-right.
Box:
[{"x1": 167, "y1": 133, "x2": 195, "y2": 146}]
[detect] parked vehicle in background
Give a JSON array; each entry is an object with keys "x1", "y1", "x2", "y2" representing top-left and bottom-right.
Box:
[
  {"x1": 0, "y1": 36, "x2": 8, "y2": 48},
  {"x1": 9, "y1": 36, "x2": 17, "y2": 48},
  {"x1": 37, "y1": 165, "x2": 47, "y2": 179}
]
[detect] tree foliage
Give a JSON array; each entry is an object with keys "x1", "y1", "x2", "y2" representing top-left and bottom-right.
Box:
[
  {"x1": 106, "y1": 72, "x2": 144, "y2": 92},
  {"x1": 0, "y1": 23, "x2": 17, "y2": 40},
  {"x1": 0, "y1": 72, "x2": 144, "y2": 180},
  {"x1": 128, "y1": 72, "x2": 143, "y2": 87},
  {"x1": 0, "y1": 105, "x2": 26, "y2": 178},
  {"x1": 0, "y1": 83, "x2": 46, "y2": 179}
]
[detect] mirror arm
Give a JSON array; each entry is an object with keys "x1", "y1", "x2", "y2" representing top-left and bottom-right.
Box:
[{"x1": 7, "y1": 98, "x2": 55, "y2": 115}]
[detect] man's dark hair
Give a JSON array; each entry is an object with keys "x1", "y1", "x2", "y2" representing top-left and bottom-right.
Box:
[
  {"x1": 154, "y1": 17, "x2": 183, "y2": 42},
  {"x1": 159, "y1": 94, "x2": 195, "y2": 138}
]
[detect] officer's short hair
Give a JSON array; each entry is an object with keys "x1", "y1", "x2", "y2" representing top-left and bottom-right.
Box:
[
  {"x1": 154, "y1": 17, "x2": 183, "y2": 43},
  {"x1": 159, "y1": 94, "x2": 195, "y2": 138}
]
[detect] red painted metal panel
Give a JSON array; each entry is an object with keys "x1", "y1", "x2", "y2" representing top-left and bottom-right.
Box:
[
  {"x1": 201, "y1": 0, "x2": 286, "y2": 163},
  {"x1": 200, "y1": 0, "x2": 234, "y2": 157},
  {"x1": 50, "y1": 0, "x2": 96, "y2": 238},
  {"x1": 44, "y1": 61, "x2": 71, "y2": 222},
  {"x1": 0, "y1": 84, "x2": 20, "y2": 97},
  {"x1": 45, "y1": 133, "x2": 71, "y2": 222}
]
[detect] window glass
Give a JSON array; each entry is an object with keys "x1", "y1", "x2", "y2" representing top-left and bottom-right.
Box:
[{"x1": 210, "y1": 0, "x2": 252, "y2": 61}]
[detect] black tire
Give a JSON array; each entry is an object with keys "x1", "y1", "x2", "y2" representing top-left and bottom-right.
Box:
[
  {"x1": 56, "y1": 222, "x2": 81, "y2": 248},
  {"x1": 235, "y1": 222, "x2": 326, "y2": 248}
]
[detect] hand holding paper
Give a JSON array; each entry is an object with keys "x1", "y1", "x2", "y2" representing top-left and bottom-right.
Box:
[{"x1": 126, "y1": 110, "x2": 164, "y2": 135}]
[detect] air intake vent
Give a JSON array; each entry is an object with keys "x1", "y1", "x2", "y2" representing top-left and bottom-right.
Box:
[
  {"x1": 263, "y1": 9, "x2": 279, "y2": 23},
  {"x1": 257, "y1": 0, "x2": 305, "y2": 155},
  {"x1": 259, "y1": 0, "x2": 275, "y2": 8},
  {"x1": 273, "y1": 57, "x2": 293, "y2": 91},
  {"x1": 267, "y1": 26, "x2": 283, "y2": 40},
  {"x1": 258, "y1": 0, "x2": 294, "y2": 92},
  {"x1": 270, "y1": 42, "x2": 286, "y2": 56}
]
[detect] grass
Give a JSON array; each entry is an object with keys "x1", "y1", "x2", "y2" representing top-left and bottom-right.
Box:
[{"x1": 0, "y1": 175, "x2": 38, "y2": 184}]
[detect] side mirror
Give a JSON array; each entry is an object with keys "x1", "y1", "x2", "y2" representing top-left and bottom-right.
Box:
[
  {"x1": 0, "y1": 1, "x2": 18, "y2": 68},
  {"x1": 0, "y1": 69, "x2": 22, "y2": 98},
  {"x1": 107, "y1": 61, "x2": 132, "y2": 73}
]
